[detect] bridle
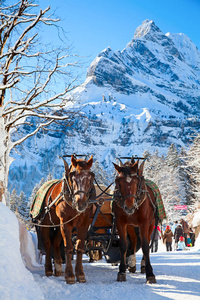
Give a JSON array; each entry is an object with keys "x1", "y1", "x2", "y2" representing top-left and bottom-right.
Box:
[
  {"x1": 114, "y1": 172, "x2": 148, "y2": 212},
  {"x1": 64, "y1": 170, "x2": 96, "y2": 207}
]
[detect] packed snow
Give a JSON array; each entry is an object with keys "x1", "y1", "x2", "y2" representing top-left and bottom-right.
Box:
[{"x1": 0, "y1": 202, "x2": 200, "y2": 300}]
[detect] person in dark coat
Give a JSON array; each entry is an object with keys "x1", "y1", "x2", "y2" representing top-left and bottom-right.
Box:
[
  {"x1": 189, "y1": 227, "x2": 195, "y2": 246},
  {"x1": 151, "y1": 225, "x2": 161, "y2": 253},
  {"x1": 174, "y1": 224, "x2": 183, "y2": 249},
  {"x1": 180, "y1": 219, "x2": 189, "y2": 245},
  {"x1": 163, "y1": 225, "x2": 173, "y2": 251}
]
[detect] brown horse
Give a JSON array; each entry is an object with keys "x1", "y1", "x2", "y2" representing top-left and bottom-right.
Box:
[
  {"x1": 112, "y1": 159, "x2": 157, "y2": 283},
  {"x1": 87, "y1": 184, "x2": 141, "y2": 265},
  {"x1": 40, "y1": 155, "x2": 95, "y2": 284}
]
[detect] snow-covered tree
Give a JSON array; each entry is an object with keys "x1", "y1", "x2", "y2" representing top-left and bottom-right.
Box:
[
  {"x1": 92, "y1": 160, "x2": 109, "y2": 186},
  {"x1": 166, "y1": 143, "x2": 179, "y2": 168},
  {"x1": 0, "y1": 0, "x2": 80, "y2": 205},
  {"x1": 18, "y1": 190, "x2": 29, "y2": 219},
  {"x1": 185, "y1": 134, "x2": 200, "y2": 207},
  {"x1": 28, "y1": 176, "x2": 46, "y2": 205},
  {"x1": 178, "y1": 147, "x2": 195, "y2": 208},
  {"x1": 9, "y1": 188, "x2": 20, "y2": 212},
  {"x1": 143, "y1": 150, "x2": 182, "y2": 222}
]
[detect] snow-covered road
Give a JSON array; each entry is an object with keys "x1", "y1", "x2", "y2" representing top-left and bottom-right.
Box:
[
  {"x1": 1, "y1": 202, "x2": 200, "y2": 300},
  {"x1": 31, "y1": 249, "x2": 200, "y2": 300}
]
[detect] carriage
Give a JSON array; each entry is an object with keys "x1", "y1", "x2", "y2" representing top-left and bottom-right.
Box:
[{"x1": 30, "y1": 154, "x2": 166, "y2": 284}]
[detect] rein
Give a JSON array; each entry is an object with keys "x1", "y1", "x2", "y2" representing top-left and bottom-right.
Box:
[
  {"x1": 114, "y1": 174, "x2": 148, "y2": 211},
  {"x1": 33, "y1": 212, "x2": 82, "y2": 228},
  {"x1": 94, "y1": 178, "x2": 115, "y2": 198},
  {"x1": 34, "y1": 171, "x2": 95, "y2": 228}
]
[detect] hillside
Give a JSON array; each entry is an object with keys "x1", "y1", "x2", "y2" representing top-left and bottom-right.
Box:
[{"x1": 9, "y1": 20, "x2": 200, "y2": 196}]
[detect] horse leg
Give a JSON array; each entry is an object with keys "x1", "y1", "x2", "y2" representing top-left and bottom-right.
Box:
[
  {"x1": 41, "y1": 227, "x2": 53, "y2": 276},
  {"x1": 88, "y1": 241, "x2": 95, "y2": 262},
  {"x1": 141, "y1": 255, "x2": 146, "y2": 273},
  {"x1": 127, "y1": 225, "x2": 137, "y2": 273},
  {"x1": 117, "y1": 223, "x2": 127, "y2": 281},
  {"x1": 60, "y1": 223, "x2": 75, "y2": 284},
  {"x1": 75, "y1": 224, "x2": 90, "y2": 283},
  {"x1": 89, "y1": 242, "x2": 102, "y2": 262},
  {"x1": 140, "y1": 225, "x2": 156, "y2": 283},
  {"x1": 53, "y1": 228, "x2": 63, "y2": 277}
]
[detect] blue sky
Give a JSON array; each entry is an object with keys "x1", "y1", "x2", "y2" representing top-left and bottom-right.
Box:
[{"x1": 38, "y1": 0, "x2": 200, "y2": 82}]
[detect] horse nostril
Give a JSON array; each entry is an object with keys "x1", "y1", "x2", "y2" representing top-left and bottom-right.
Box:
[
  {"x1": 78, "y1": 201, "x2": 87, "y2": 212},
  {"x1": 124, "y1": 205, "x2": 134, "y2": 215}
]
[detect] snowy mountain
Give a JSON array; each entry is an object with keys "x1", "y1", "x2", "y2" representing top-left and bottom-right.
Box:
[{"x1": 9, "y1": 20, "x2": 200, "y2": 196}]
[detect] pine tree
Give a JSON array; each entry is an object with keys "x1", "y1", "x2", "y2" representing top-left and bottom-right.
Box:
[
  {"x1": 185, "y1": 134, "x2": 200, "y2": 207},
  {"x1": 179, "y1": 148, "x2": 195, "y2": 208},
  {"x1": 18, "y1": 191, "x2": 29, "y2": 220},
  {"x1": 92, "y1": 160, "x2": 109, "y2": 185},
  {"x1": 9, "y1": 189, "x2": 20, "y2": 213},
  {"x1": 166, "y1": 143, "x2": 179, "y2": 168},
  {"x1": 143, "y1": 150, "x2": 182, "y2": 222}
]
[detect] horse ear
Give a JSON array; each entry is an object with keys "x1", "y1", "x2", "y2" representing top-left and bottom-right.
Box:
[
  {"x1": 131, "y1": 160, "x2": 139, "y2": 173},
  {"x1": 113, "y1": 162, "x2": 122, "y2": 173},
  {"x1": 131, "y1": 156, "x2": 135, "y2": 164},
  {"x1": 86, "y1": 155, "x2": 93, "y2": 169},
  {"x1": 119, "y1": 161, "x2": 124, "y2": 167},
  {"x1": 71, "y1": 155, "x2": 77, "y2": 168},
  {"x1": 62, "y1": 157, "x2": 69, "y2": 176},
  {"x1": 138, "y1": 160, "x2": 145, "y2": 176}
]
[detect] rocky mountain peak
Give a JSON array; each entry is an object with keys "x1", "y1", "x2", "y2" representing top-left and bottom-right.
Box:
[{"x1": 133, "y1": 20, "x2": 161, "y2": 39}]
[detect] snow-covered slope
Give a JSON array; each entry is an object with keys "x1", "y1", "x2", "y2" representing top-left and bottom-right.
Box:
[{"x1": 9, "y1": 20, "x2": 200, "y2": 196}]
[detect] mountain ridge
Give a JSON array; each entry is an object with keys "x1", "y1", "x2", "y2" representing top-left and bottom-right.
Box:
[{"x1": 9, "y1": 20, "x2": 200, "y2": 196}]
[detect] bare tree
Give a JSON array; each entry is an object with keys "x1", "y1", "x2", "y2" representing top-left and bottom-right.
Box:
[{"x1": 0, "y1": 0, "x2": 80, "y2": 204}]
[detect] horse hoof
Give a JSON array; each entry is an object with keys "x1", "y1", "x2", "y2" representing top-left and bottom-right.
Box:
[
  {"x1": 54, "y1": 262, "x2": 62, "y2": 276},
  {"x1": 117, "y1": 272, "x2": 126, "y2": 282},
  {"x1": 128, "y1": 266, "x2": 136, "y2": 273},
  {"x1": 45, "y1": 271, "x2": 53, "y2": 277},
  {"x1": 55, "y1": 270, "x2": 62, "y2": 277},
  {"x1": 146, "y1": 276, "x2": 157, "y2": 284},
  {"x1": 141, "y1": 266, "x2": 146, "y2": 274},
  {"x1": 66, "y1": 276, "x2": 75, "y2": 284},
  {"x1": 76, "y1": 275, "x2": 86, "y2": 283}
]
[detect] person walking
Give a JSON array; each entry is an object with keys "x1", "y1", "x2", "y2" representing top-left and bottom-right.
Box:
[
  {"x1": 174, "y1": 223, "x2": 183, "y2": 250},
  {"x1": 180, "y1": 219, "x2": 189, "y2": 245},
  {"x1": 189, "y1": 227, "x2": 195, "y2": 246},
  {"x1": 171, "y1": 221, "x2": 178, "y2": 234},
  {"x1": 151, "y1": 225, "x2": 161, "y2": 253},
  {"x1": 163, "y1": 225, "x2": 173, "y2": 251}
]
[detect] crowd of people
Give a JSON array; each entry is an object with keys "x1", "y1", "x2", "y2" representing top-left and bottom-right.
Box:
[{"x1": 150, "y1": 218, "x2": 195, "y2": 252}]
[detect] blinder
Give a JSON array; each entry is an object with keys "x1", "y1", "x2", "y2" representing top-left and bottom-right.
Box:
[
  {"x1": 68, "y1": 170, "x2": 95, "y2": 203},
  {"x1": 114, "y1": 171, "x2": 147, "y2": 212}
]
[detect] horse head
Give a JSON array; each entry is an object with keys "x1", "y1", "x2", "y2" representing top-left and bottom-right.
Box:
[
  {"x1": 113, "y1": 160, "x2": 146, "y2": 215},
  {"x1": 69, "y1": 155, "x2": 95, "y2": 212}
]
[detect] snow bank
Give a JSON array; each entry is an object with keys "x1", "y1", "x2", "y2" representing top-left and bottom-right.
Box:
[
  {"x1": 0, "y1": 203, "x2": 44, "y2": 300},
  {"x1": 19, "y1": 222, "x2": 40, "y2": 270},
  {"x1": 192, "y1": 209, "x2": 200, "y2": 228}
]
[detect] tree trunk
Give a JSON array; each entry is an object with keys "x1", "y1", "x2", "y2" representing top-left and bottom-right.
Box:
[{"x1": 0, "y1": 106, "x2": 13, "y2": 205}]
